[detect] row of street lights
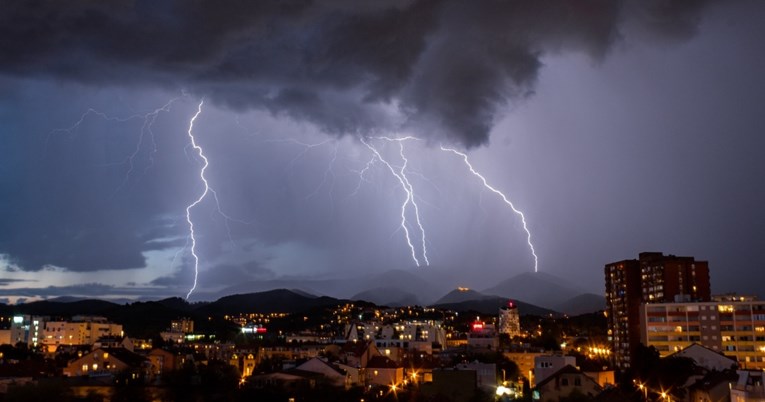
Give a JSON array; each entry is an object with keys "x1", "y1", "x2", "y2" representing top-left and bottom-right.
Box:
[{"x1": 634, "y1": 379, "x2": 673, "y2": 401}]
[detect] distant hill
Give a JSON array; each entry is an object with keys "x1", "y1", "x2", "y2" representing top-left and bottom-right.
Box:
[
  {"x1": 217, "y1": 279, "x2": 334, "y2": 300},
  {"x1": 482, "y1": 271, "x2": 584, "y2": 310},
  {"x1": 351, "y1": 287, "x2": 420, "y2": 307},
  {"x1": 195, "y1": 289, "x2": 344, "y2": 315},
  {"x1": 432, "y1": 296, "x2": 557, "y2": 317},
  {"x1": 356, "y1": 269, "x2": 443, "y2": 305},
  {"x1": 434, "y1": 288, "x2": 495, "y2": 305},
  {"x1": 0, "y1": 299, "x2": 120, "y2": 316},
  {"x1": 553, "y1": 293, "x2": 604, "y2": 316},
  {"x1": 154, "y1": 297, "x2": 195, "y2": 312}
]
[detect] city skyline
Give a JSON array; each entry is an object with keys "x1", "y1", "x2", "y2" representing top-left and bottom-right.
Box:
[{"x1": 1, "y1": 1, "x2": 764, "y2": 302}]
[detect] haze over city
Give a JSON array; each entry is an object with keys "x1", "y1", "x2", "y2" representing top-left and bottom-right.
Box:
[{"x1": 1, "y1": 1, "x2": 764, "y2": 303}]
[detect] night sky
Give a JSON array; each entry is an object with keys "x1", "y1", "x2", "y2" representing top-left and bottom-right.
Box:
[{"x1": 1, "y1": 1, "x2": 764, "y2": 302}]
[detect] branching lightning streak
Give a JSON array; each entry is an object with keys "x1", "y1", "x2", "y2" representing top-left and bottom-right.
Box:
[
  {"x1": 114, "y1": 97, "x2": 183, "y2": 194},
  {"x1": 184, "y1": 100, "x2": 209, "y2": 300},
  {"x1": 389, "y1": 138, "x2": 430, "y2": 266},
  {"x1": 306, "y1": 142, "x2": 338, "y2": 204},
  {"x1": 360, "y1": 137, "x2": 429, "y2": 267},
  {"x1": 49, "y1": 98, "x2": 184, "y2": 195},
  {"x1": 349, "y1": 155, "x2": 377, "y2": 197},
  {"x1": 440, "y1": 146, "x2": 539, "y2": 272}
]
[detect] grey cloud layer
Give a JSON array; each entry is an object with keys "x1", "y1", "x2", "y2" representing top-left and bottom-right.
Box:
[{"x1": 1, "y1": 0, "x2": 707, "y2": 148}]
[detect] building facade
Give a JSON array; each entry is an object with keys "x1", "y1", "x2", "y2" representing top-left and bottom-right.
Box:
[
  {"x1": 498, "y1": 301, "x2": 521, "y2": 338},
  {"x1": 605, "y1": 252, "x2": 711, "y2": 369},
  {"x1": 639, "y1": 300, "x2": 765, "y2": 369},
  {"x1": 42, "y1": 317, "x2": 123, "y2": 352}
]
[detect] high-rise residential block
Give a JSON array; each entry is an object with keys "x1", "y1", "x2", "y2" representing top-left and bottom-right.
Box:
[{"x1": 605, "y1": 252, "x2": 710, "y2": 369}]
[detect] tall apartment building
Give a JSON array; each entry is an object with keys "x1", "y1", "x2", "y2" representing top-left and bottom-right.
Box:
[
  {"x1": 639, "y1": 299, "x2": 765, "y2": 369},
  {"x1": 605, "y1": 252, "x2": 710, "y2": 369}
]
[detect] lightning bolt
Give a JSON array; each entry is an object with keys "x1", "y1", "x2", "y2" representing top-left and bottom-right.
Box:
[
  {"x1": 114, "y1": 97, "x2": 183, "y2": 194},
  {"x1": 360, "y1": 137, "x2": 429, "y2": 267},
  {"x1": 349, "y1": 154, "x2": 377, "y2": 197},
  {"x1": 184, "y1": 99, "x2": 209, "y2": 300},
  {"x1": 49, "y1": 97, "x2": 185, "y2": 194},
  {"x1": 440, "y1": 146, "x2": 539, "y2": 272}
]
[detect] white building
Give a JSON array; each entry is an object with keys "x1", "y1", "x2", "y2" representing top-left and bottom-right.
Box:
[
  {"x1": 42, "y1": 316, "x2": 123, "y2": 352},
  {"x1": 533, "y1": 354, "x2": 576, "y2": 387},
  {"x1": 9, "y1": 316, "x2": 46, "y2": 347}
]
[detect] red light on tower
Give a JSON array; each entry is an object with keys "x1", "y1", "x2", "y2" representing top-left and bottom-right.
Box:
[{"x1": 507, "y1": 300, "x2": 515, "y2": 309}]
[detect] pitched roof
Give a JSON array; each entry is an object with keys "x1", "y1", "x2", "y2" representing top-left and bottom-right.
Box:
[
  {"x1": 296, "y1": 357, "x2": 347, "y2": 376},
  {"x1": 666, "y1": 343, "x2": 737, "y2": 363},
  {"x1": 101, "y1": 348, "x2": 148, "y2": 367},
  {"x1": 535, "y1": 365, "x2": 601, "y2": 390},
  {"x1": 690, "y1": 369, "x2": 738, "y2": 392},
  {"x1": 341, "y1": 340, "x2": 372, "y2": 356},
  {"x1": 366, "y1": 356, "x2": 400, "y2": 369}
]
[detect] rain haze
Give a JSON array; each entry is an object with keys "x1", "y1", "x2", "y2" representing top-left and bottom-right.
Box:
[{"x1": 1, "y1": 1, "x2": 764, "y2": 303}]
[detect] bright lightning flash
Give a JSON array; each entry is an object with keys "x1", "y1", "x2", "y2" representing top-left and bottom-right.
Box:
[
  {"x1": 440, "y1": 146, "x2": 539, "y2": 272},
  {"x1": 359, "y1": 137, "x2": 429, "y2": 267},
  {"x1": 184, "y1": 100, "x2": 209, "y2": 299}
]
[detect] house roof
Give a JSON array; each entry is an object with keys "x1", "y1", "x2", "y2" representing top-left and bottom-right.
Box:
[
  {"x1": 100, "y1": 348, "x2": 148, "y2": 367},
  {"x1": 296, "y1": 357, "x2": 347, "y2": 377},
  {"x1": 341, "y1": 340, "x2": 373, "y2": 356},
  {"x1": 535, "y1": 365, "x2": 601, "y2": 390},
  {"x1": 690, "y1": 369, "x2": 738, "y2": 392},
  {"x1": 366, "y1": 356, "x2": 400, "y2": 369},
  {"x1": 666, "y1": 343, "x2": 737, "y2": 363}
]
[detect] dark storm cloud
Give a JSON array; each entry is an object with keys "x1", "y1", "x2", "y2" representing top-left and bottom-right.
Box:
[
  {"x1": 150, "y1": 261, "x2": 275, "y2": 288},
  {"x1": 0, "y1": 0, "x2": 709, "y2": 148},
  {"x1": 0, "y1": 278, "x2": 36, "y2": 286},
  {"x1": 0, "y1": 283, "x2": 169, "y2": 298}
]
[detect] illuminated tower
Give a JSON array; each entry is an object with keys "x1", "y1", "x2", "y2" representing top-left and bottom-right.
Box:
[
  {"x1": 499, "y1": 301, "x2": 521, "y2": 338},
  {"x1": 605, "y1": 252, "x2": 711, "y2": 369}
]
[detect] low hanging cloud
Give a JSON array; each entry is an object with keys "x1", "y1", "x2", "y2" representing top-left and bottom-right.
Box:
[{"x1": 0, "y1": 0, "x2": 709, "y2": 148}]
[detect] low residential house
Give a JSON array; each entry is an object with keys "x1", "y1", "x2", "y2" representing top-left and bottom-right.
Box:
[
  {"x1": 672, "y1": 343, "x2": 738, "y2": 372},
  {"x1": 294, "y1": 357, "x2": 350, "y2": 388},
  {"x1": 533, "y1": 354, "x2": 576, "y2": 387},
  {"x1": 93, "y1": 336, "x2": 134, "y2": 351},
  {"x1": 249, "y1": 371, "x2": 319, "y2": 390},
  {"x1": 229, "y1": 353, "x2": 258, "y2": 377},
  {"x1": 583, "y1": 370, "x2": 616, "y2": 388},
  {"x1": 260, "y1": 344, "x2": 324, "y2": 361},
  {"x1": 534, "y1": 365, "x2": 603, "y2": 402},
  {"x1": 366, "y1": 355, "x2": 403, "y2": 387},
  {"x1": 505, "y1": 351, "x2": 544, "y2": 381},
  {"x1": 688, "y1": 369, "x2": 738, "y2": 402},
  {"x1": 63, "y1": 348, "x2": 148, "y2": 378},
  {"x1": 455, "y1": 362, "x2": 496, "y2": 391},
  {"x1": 147, "y1": 348, "x2": 181, "y2": 379},
  {"x1": 421, "y1": 369, "x2": 478, "y2": 402},
  {"x1": 341, "y1": 340, "x2": 381, "y2": 369},
  {"x1": 730, "y1": 370, "x2": 765, "y2": 402}
]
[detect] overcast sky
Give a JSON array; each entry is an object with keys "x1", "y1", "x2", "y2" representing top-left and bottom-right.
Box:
[{"x1": 1, "y1": 0, "x2": 764, "y2": 302}]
